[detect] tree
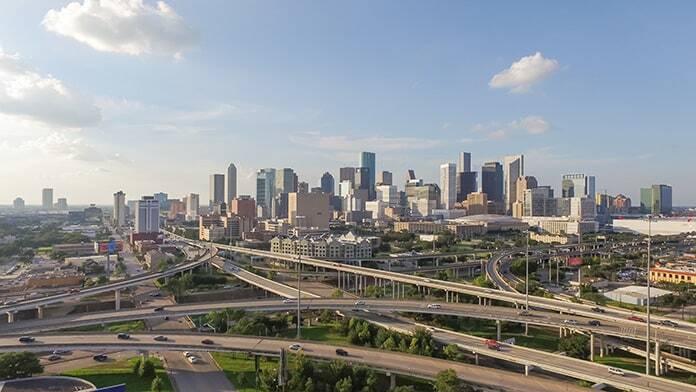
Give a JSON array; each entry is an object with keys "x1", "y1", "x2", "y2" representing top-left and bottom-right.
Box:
[
  {"x1": 443, "y1": 344, "x2": 461, "y2": 361},
  {"x1": 0, "y1": 352, "x2": 43, "y2": 380},
  {"x1": 331, "y1": 288, "x2": 344, "y2": 298},
  {"x1": 151, "y1": 376, "x2": 163, "y2": 392},
  {"x1": 335, "y1": 377, "x2": 353, "y2": 392},
  {"x1": 391, "y1": 387, "x2": 416, "y2": 392},
  {"x1": 132, "y1": 357, "x2": 142, "y2": 375},
  {"x1": 408, "y1": 328, "x2": 435, "y2": 356},
  {"x1": 434, "y1": 369, "x2": 464, "y2": 392},
  {"x1": 558, "y1": 334, "x2": 590, "y2": 359},
  {"x1": 139, "y1": 358, "x2": 156, "y2": 378}
]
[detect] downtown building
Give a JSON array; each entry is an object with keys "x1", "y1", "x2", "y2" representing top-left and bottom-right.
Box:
[
  {"x1": 270, "y1": 231, "x2": 373, "y2": 259},
  {"x1": 640, "y1": 184, "x2": 673, "y2": 215}
]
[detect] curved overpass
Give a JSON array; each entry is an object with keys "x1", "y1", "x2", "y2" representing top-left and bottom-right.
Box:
[{"x1": 3, "y1": 332, "x2": 689, "y2": 392}]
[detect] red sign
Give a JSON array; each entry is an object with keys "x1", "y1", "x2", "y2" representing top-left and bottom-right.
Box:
[{"x1": 567, "y1": 257, "x2": 583, "y2": 267}]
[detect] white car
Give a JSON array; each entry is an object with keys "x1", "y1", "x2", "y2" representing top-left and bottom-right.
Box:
[
  {"x1": 289, "y1": 343, "x2": 302, "y2": 351},
  {"x1": 427, "y1": 303, "x2": 441, "y2": 309},
  {"x1": 283, "y1": 298, "x2": 295, "y2": 304},
  {"x1": 354, "y1": 300, "x2": 366, "y2": 306},
  {"x1": 563, "y1": 319, "x2": 577, "y2": 325},
  {"x1": 183, "y1": 351, "x2": 195, "y2": 358},
  {"x1": 187, "y1": 355, "x2": 201, "y2": 364},
  {"x1": 608, "y1": 367, "x2": 625, "y2": 376}
]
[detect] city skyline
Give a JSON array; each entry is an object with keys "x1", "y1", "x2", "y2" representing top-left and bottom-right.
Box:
[{"x1": 0, "y1": 1, "x2": 694, "y2": 205}]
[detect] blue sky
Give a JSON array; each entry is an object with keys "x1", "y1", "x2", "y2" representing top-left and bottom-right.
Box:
[{"x1": 0, "y1": 1, "x2": 693, "y2": 205}]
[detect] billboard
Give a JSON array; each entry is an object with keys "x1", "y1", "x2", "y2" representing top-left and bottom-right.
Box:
[{"x1": 95, "y1": 240, "x2": 123, "y2": 254}]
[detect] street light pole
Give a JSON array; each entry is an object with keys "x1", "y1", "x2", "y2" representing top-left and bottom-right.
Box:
[
  {"x1": 297, "y1": 254, "x2": 302, "y2": 340},
  {"x1": 646, "y1": 215, "x2": 652, "y2": 375},
  {"x1": 525, "y1": 230, "x2": 529, "y2": 310}
]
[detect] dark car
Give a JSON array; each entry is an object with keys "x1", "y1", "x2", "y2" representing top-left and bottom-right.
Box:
[
  {"x1": 201, "y1": 339, "x2": 214, "y2": 345},
  {"x1": 18, "y1": 336, "x2": 35, "y2": 343},
  {"x1": 153, "y1": 307, "x2": 165, "y2": 312},
  {"x1": 335, "y1": 348, "x2": 349, "y2": 357},
  {"x1": 47, "y1": 354, "x2": 61, "y2": 361},
  {"x1": 154, "y1": 335, "x2": 168, "y2": 342},
  {"x1": 93, "y1": 354, "x2": 108, "y2": 362},
  {"x1": 590, "y1": 307, "x2": 605, "y2": 313},
  {"x1": 660, "y1": 320, "x2": 679, "y2": 327},
  {"x1": 588, "y1": 320, "x2": 601, "y2": 326},
  {"x1": 117, "y1": 333, "x2": 130, "y2": 340}
]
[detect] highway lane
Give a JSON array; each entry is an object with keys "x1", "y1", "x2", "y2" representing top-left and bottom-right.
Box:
[
  {"x1": 0, "y1": 332, "x2": 588, "y2": 392},
  {"x1": 4, "y1": 298, "x2": 696, "y2": 351},
  {"x1": 357, "y1": 312, "x2": 696, "y2": 392}
]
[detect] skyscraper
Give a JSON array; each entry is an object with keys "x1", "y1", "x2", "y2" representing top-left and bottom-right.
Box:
[
  {"x1": 42, "y1": 188, "x2": 53, "y2": 210},
  {"x1": 457, "y1": 152, "x2": 471, "y2": 174},
  {"x1": 153, "y1": 192, "x2": 169, "y2": 211},
  {"x1": 456, "y1": 172, "x2": 477, "y2": 202},
  {"x1": 481, "y1": 162, "x2": 504, "y2": 203},
  {"x1": 641, "y1": 184, "x2": 673, "y2": 215},
  {"x1": 377, "y1": 171, "x2": 393, "y2": 186},
  {"x1": 359, "y1": 151, "x2": 376, "y2": 199},
  {"x1": 227, "y1": 163, "x2": 237, "y2": 205},
  {"x1": 503, "y1": 155, "x2": 524, "y2": 214},
  {"x1": 320, "y1": 172, "x2": 335, "y2": 195},
  {"x1": 255, "y1": 168, "x2": 276, "y2": 218},
  {"x1": 186, "y1": 193, "x2": 200, "y2": 220},
  {"x1": 339, "y1": 167, "x2": 356, "y2": 183},
  {"x1": 135, "y1": 196, "x2": 160, "y2": 233},
  {"x1": 13, "y1": 197, "x2": 24, "y2": 209},
  {"x1": 209, "y1": 174, "x2": 225, "y2": 207},
  {"x1": 113, "y1": 191, "x2": 126, "y2": 227},
  {"x1": 562, "y1": 174, "x2": 596, "y2": 200},
  {"x1": 439, "y1": 163, "x2": 457, "y2": 209}
]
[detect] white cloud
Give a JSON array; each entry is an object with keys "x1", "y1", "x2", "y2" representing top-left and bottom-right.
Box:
[
  {"x1": 43, "y1": 0, "x2": 197, "y2": 58},
  {"x1": 471, "y1": 115, "x2": 552, "y2": 139},
  {"x1": 489, "y1": 52, "x2": 559, "y2": 93},
  {"x1": 288, "y1": 132, "x2": 445, "y2": 152},
  {"x1": 2, "y1": 132, "x2": 125, "y2": 163},
  {"x1": 0, "y1": 48, "x2": 101, "y2": 127}
]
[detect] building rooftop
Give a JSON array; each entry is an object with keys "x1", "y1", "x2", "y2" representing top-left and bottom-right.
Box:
[{"x1": 605, "y1": 285, "x2": 672, "y2": 299}]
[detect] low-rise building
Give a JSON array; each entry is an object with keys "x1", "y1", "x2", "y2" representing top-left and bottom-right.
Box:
[
  {"x1": 393, "y1": 221, "x2": 486, "y2": 239},
  {"x1": 650, "y1": 263, "x2": 696, "y2": 285},
  {"x1": 529, "y1": 232, "x2": 576, "y2": 245},
  {"x1": 603, "y1": 285, "x2": 673, "y2": 306},
  {"x1": 270, "y1": 231, "x2": 372, "y2": 259}
]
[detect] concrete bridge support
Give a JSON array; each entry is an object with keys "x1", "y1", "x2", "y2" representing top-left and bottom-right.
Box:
[
  {"x1": 590, "y1": 333, "x2": 595, "y2": 362},
  {"x1": 496, "y1": 320, "x2": 502, "y2": 341},
  {"x1": 655, "y1": 340, "x2": 662, "y2": 376},
  {"x1": 115, "y1": 289, "x2": 121, "y2": 311},
  {"x1": 37, "y1": 306, "x2": 45, "y2": 319},
  {"x1": 524, "y1": 364, "x2": 532, "y2": 376},
  {"x1": 6, "y1": 311, "x2": 15, "y2": 324}
]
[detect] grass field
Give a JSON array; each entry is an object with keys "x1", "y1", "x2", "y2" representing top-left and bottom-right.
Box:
[
  {"x1": 62, "y1": 356, "x2": 174, "y2": 392},
  {"x1": 210, "y1": 353, "x2": 276, "y2": 392},
  {"x1": 277, "y1": 324, "x2": 348, "y2": 345}
]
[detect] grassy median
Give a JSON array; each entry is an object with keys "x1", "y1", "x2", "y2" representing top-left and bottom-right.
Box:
[{"x1": 62, "y1": 356, "x2": 173, "y2": 392}]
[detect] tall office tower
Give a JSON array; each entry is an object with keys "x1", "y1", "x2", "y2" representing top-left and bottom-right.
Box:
[
  {"x1": 186, "y1": 193, "x2": 200, "y2": 220},
  {"x1": 481, "y1": 162, "x2": 504, "y2": 203},
  {"x1": 230, "y1": 195, "x2": 256, "y2": 219},
  {"x1": 320, "y1": 172, "x2": 335, "y2": 195},
  {"x1": 288, "y1": 191, "x2": 330, "y2": 229},
  {"x1": 457, "y1": 152, "x2": 472, "y2": 174},
  {"x1": 298, "y1": 182, "x2": 309, "y2": 193},
  {"x1": 359, "y1": 151, "x2": 376, "y2": 199},
  {"x1": 42, "y1": 188, "x2": 53, "y2": 209},
  {"x1": 562, "y1": 174, "x2": 596, "y2": 200},
  {"x1": 641, "y1": 184, "x2": 673, "y2": 215},
  {"x1": 135, "y1": 196, "x2": 160, "y2": 233},
  {"x1": 523, "y1": 187, "x2": 554, "y2": 217},
  {"x1": 339, "y1": 167, "x2": 356, "y2": 183},
  {"x1": 503, "y1": 155, "x2": 524, "y2": 214},
  {"x1": 354, "y1": 167, "x2": 371, "y2": 192},
  {"x1": 113, "y1": 191, "x2": 126, "y2": 226},
  {"x1": 439, "y1": 163, "x2": 457, "y2": 209},
  {"x1": 227, "y1": 163, "x2": 237, "y2": 205},
  {"x1": 153, "y1": 192, "x2": 169, "y2": 211},
  {"x1": 13, "y1": 197, "x2": 25, "y2": 209},
  {"x1": 209, "y1": 174, "x2": 225, "y2": 208},
  {"x1": 515, "y1": 176, "x2": 538, "y2": 206},
  {"x1": 456, "y1": 172, "x2": 477, "y2": 202},
  {"x1": 376, "y1": 184, "x2": 398, "y2": 206},
  {"x1": 377, "y1": 171, "x2": 393, "y2": 186},
  {"x1": 275, "y1": 168, "x2": 298, "y2": 195},
  {"x1": 55, "y1": 198, "x2": 68, "y2": 210},
  {"x1": 570, "y1": 197, "x2": 597, "y2": 220},
  {"x1": 255, "y1": 168, "x2": 276, "y2": 218}
]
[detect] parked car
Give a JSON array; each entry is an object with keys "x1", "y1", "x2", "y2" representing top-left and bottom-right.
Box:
[
  {"x1": 289, "y1": 343, "x2": 302, "y2": 351},
  {"x1": 117, "y1": 333, "x2": 130, "y2": 340},
  {"x1": 335, "y1": 348, "x2": 348, "y2": 356},
  {"x1": 93, "y1": 354, "x2": 108, "y2": 362},
  {"x1": 18, "y1": 336, "x2": 35, "y2": 343},
  {"x1": 154, "y1": 335, "x2": 168, "y2": 341}
]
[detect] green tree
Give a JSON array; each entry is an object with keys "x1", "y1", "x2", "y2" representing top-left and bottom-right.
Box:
[
  {"x1": 335, "y1": 377, "x2": 353, "y2": 392},
  {"x1": 391, "y1": 386, "x2": 416, "y2": 392},
  {"x1": 132, "y1": 357, "x2": 142, "y2": 375},
  {"x1": 408, "y1": 328, "x2": 435, "y2": 356},
  {"x1": 558, "y1": 334, "x2": 590, "y2": 359},
  {"x1": 0, "y1": 352, "x2": 43, "y2": 380},
  {"x1": 139, "y1": 358, "x2": 156, "y2": 379},
  {"x1": 434, "y1": 369, "x2": 464, "y2": 392},
  {"x1": 151, "y1": 375, "x2": 163, "y2": 392},
  {"x1": 331, "y1": 288, "x2": 344, "y2": 298},
  {"x1": 443, "y1": 344, "x2": 460, "y2": 361}
]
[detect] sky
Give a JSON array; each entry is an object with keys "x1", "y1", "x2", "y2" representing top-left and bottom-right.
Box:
[{"x1": 0, "y1": 1, "x2": 694, "y2": 206}]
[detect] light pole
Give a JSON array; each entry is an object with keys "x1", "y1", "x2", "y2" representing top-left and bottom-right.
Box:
[
  {"x1": 525, "y1": 230, "x2": 530, "y2": 311},
  {"x1": 646, "y1": 215, "x2": 652, "y2": 375},
  {"x1": 297, "y1": 254, "x2": 302, "y2": 340}
]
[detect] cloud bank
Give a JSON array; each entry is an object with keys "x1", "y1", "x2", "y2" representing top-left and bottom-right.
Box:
[{"x1": 489, "y1": 52, "x2": 559, "y2": 93}]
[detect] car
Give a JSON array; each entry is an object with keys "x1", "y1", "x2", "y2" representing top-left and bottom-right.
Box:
[
  {"x1": 47, "y1": 354, "x2": 61, "y2": 361},
  {"x1": 518, "y1": 310, "x2": 531, "y2": 316},
  {"x1": 153, "y1": 307, "x2": 165, "y2": 312},
  {"x1": 288, "y1": 343, "x2": 302, "y2": 351},
  {"x1": 201, "y1": 339, "x2": 214, "y2": 345},
  {"x1": 588, "y1": 320, "x2": 601, "y2": 326},
  {"x1": 427, "y1": 303, "x2": 441, "y2": 309},
  {"x1": 424, "y1": 279, "x2": 431, "y2": 283},
  {"x1": 154, "y1": 335, "x2": 168, "y2": 341},
  {"x1": 660, "y1": 320, "x2": 679, "y2": 327},
  {"x1": 354, "y1": 300, "x2": 366, "y2": 306},
  {"x1": 282, "y1": 298, "x2": 295, "y2": 304},
  {"x1": 164, "y1": 316, "x2": 170, "y2": 321},
  {"x1": 53, "y1": 349, "x2": 70, "y2": 355},
  {"x1": 187, "y1": 356, "x2": 202, "y2": 364},
  {"x1": 485, "y1": 339, "x2": 501, "y2": 351},
  {"x1": 563, "y1": 319, "x2": 577, "y2": 325},
  {"x1": 335, "y1": 348, "x2": 348, "y2": 356},
  {"x1": 628, "y1": 315, "x2": 646, "y2": 322},
  {"x1": 183, "y1": 351, "x2": 195, "y2": 358},
  {"x1": 93, "y1": 354, "x2": 108, "y2": 362},
  {"x1": 590, "y1": 307, "x2": 605, "y2": 313},
  {"x1": 608, "y1": 367, "x2": 625, "y2": 376},
  {"x1": 18, "y1": 336, "x2": 35, "y2": 343},
  {"x1": 69, "y1": 288, "x2": 80, "y2": 293},
  {"x1": 149, "y1": 292, "x2": 162, "y2": 297},
  {"x1": 117, "y1": 333, "x2": 130, "y2": 340}
]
